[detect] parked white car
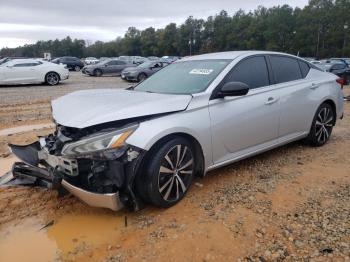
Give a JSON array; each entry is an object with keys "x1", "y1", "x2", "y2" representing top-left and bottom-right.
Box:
[
  {"x1": 0, "y1": 59, "x2": 69, "y2": 85},
  {"x1": 84, "y1": 57, "x2": 99, "y2": 65}
]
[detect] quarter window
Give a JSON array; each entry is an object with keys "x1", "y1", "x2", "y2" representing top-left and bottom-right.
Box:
[
  {"x1": 224, "y1": 56, "x2": 270, "y2": 89},
  {"x1": 299, "y1": 61, "x2": 310, "y2": 78},
  {"x1": 270, "y1": 56, "x2": 302, "y2": 84}
]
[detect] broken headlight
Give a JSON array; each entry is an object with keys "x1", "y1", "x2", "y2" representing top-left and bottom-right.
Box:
[{"x1": 61, "y1": 125, "x2": 138, "y2": 156}]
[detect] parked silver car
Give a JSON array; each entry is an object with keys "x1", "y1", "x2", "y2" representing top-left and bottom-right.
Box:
[
  {"x1": 82, "y1": 59, "x2": 135, "y2": 77},
  {"x1": 121, "y1": 61, "x2": 169, "y2": 82},
  {"x1": 6, "y1": 51, "x2": 344, "y2": 212}
]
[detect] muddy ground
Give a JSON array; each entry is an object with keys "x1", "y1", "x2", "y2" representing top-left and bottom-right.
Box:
[{"x1": 0, "y1": 77, "x2": 349, "y2": 262}]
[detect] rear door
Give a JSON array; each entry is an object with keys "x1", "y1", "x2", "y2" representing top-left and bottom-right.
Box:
[
  {"x1": 268, "y1": 55, "x2": 317, "y2": 141},
  {"x1": 114, "y1": 60, "x2": 128, "y2": 75},
  {"x1": 209, "y1": 55, "x2": 281, "y2": 164},
  {"x1": 103, "y1": 60, "x2": 118, "y2": 74}
]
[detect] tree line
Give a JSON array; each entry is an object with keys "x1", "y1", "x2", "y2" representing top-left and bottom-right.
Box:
[{"x1": 1, "y1": 0, "x2": 350, "y2": 59}]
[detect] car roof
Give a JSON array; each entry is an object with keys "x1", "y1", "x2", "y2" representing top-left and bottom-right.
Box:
[
  {"x1": 181, "y1": 51, "x2": 300, "y2": 61},
  {"x1": 7, "y1": 58, "x2": 42, "y2": 64}
]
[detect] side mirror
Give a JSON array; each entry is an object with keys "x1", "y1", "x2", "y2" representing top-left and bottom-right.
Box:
[
  {"x1": 6, "y1": 65, "x2": 13, "y2": 69},
  {"x1": 216, "y1": 82, "x2": 249, "y2": 98}
]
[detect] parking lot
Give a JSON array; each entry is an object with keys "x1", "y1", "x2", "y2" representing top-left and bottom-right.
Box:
[
  {"x1": 0, "y1": 72, "x2": 349, "y2": 261},
  {"x1": 0, "y1": 72, "x2": 130, "y2": 129}
]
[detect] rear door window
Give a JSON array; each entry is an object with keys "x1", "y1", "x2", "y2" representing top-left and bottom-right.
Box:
[
  {"x1": 224, "y1": 56, "x2": 270, "y2": 89},
  {"x1": 115, "y1": 61, "x2": 126, "y2": 65},
  {"x1": 270, "y1": 56, "x2": 302, "y2": 84}
]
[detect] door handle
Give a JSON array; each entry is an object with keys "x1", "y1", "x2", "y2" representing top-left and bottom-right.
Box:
[
  {"x1": 265, "y1": 97, "x2": 279, "y2": 105},
  {"x1": 310, "y1": 83, "x2": 319, "y2": 89}
]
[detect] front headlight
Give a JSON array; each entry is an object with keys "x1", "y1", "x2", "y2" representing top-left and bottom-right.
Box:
[{"x1": 61, "y1": 125, "x2": 138, "y2": 156}]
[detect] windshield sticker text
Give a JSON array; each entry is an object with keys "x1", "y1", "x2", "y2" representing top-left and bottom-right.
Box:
[{"x1": 189, "y1": 69, "x2": 214, "y2": 75}]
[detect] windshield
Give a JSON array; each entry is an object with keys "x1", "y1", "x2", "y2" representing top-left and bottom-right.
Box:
[{"x1": 134, "y1": 60, "x2": 230, "y2": 94}]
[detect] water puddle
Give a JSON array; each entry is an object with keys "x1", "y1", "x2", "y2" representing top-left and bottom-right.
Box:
[
  {"x1": 47, "y1": 213, "x2": 125, "y2": 254},
  {"x1": 0, "y1": 213, "x2": 127, "y2": 262},
  {"x1": 0, "y1": 218, "x2": 58, "y2": 262},
  {"x1": 0, "y1": 123, "x2": 54, "y2": 136}
]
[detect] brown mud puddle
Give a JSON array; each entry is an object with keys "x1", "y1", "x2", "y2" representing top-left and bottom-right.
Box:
[
  {"x1": 0, "y1": 218, "x2": 57, "y2": 262},
  {"x1": 0, "y1": 212, "x2": 128, "y2": 262}
]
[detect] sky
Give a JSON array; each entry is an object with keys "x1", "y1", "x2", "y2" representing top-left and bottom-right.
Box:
[{"x1": 0, "y1": 0, "x2": 309, "y2": 49}]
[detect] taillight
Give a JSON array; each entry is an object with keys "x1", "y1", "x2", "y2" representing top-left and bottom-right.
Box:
[{"x1": 336, "y1": 78, "x2": 345, "y2": 89}]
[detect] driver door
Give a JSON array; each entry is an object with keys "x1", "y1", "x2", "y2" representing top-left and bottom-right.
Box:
[
  {"x1": 3, "y1": 62, "x2": 38, "y2": 83},
  {"x1": 208, "y1": 55, "x2": 281, "y2": 165}
]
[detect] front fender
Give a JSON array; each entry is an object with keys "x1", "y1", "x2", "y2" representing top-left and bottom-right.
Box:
[{"x1": 126, "y1": 107, "x2": 213, "y2": 169}]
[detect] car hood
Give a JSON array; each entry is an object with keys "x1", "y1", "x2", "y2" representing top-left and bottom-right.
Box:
[
  {"x1": 122, "y1": 67, "x2": 139, "y2": 73},
  {"x1": 51, "y1": 89, "x2": 192, "y2": 128}
]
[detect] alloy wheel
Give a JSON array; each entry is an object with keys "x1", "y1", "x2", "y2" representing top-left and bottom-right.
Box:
[
  {"x1": 315, "y1": 107, "x2": 333, "y2": 144},
  {"x1": 158, "y1": 144, "x2": 194, "y2": 202},
  {"x1": 46, "y1": 73, "x2": 59, "y2": 85},
  {"x1": 74, "y1": 66, "x2": 80, "y2": 72}
]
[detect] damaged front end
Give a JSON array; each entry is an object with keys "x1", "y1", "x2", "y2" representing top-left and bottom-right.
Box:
[{"x1": 5, "y1": 123, "x2": 146, "y2": 211}]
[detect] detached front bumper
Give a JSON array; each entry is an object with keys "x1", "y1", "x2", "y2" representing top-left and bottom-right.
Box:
[{"x1": 7, "y1": 142, "x2": 125, "y2": 211}]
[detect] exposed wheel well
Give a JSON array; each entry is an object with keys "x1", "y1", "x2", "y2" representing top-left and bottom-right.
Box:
[{"x1": 146, "y1": 133, "x2": 205, "y2": 177}]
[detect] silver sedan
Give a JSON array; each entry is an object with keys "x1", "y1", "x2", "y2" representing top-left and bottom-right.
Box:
[{"x1": 7, "y1": 51, "x2": 344, "y2": 211}]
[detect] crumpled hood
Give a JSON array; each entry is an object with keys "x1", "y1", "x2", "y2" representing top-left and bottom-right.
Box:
[{"x1": 52, "y1": 89, "x2": 192, "y2": 128}]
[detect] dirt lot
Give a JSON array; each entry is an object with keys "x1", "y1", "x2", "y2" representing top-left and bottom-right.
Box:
[
  {"x1": 0, "y1": 72, "x2": 129, "y2": 129},
  {"x1": 0, "y1": 77, "x2": 349, "y2": 262}
]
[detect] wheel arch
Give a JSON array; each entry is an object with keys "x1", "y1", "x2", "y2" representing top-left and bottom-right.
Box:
[
  {"x1": 45, "y1": 71, "x2": 61, "y2": 81},
  {"x1": 320, "y1": 98, "x2": 337, "y2": 125},
  {"x1": 142, "y1": 132, "x2": 205, "y2": 177}
]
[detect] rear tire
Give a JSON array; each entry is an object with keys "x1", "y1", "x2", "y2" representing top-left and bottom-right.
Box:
[
  {"x1": 304, "y1": 103, "x2": 335, "y2": 147},
  {"x1": 45, "y1": 72, "x2": 60, "y2": 86},
  {"x1": 74, "y1": 65, "x2": 81, "y2": 72},
  {"x1": 94, "y1": 69, "x2": 103, "y2": 77},
  {"x1": 136, "y1": 137, "x2": 196, "y2": 208}
]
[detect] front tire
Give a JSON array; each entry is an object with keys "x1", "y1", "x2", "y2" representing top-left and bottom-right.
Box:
[
  {"x1": 138, "y1": 137, "x2": 196, "y2": 208},
  {"x1": 74, "y1": 65, "x2": 81, "y2": 72},
  {"x1": 305, "y1": 103, "x2": 335, "y2": 147},
  {"x1": 94, "y1": 69, "x2": 103, "y2": 77},
  {"x1": 137, "y1": 73, "x2": 147, "y2": 82},
  {"x1": 45, "y1": 72, "x2": 60, "y2": 86}
]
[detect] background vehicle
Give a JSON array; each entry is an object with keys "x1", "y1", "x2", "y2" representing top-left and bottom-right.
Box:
[
  {"x1": 0, "y1": 59, "x2": 69, "y2": 85},
  {"x1": 317, "y1": 62, "x2": 350, "y2": 84},
  {"x1": 147, "y1": 56, "x2": 160, "y2": 61},
  {"x1": 52, "y1": 56, "x2": 84, "y2": 71},
  {"x1": 82, "y1": 59, "x2": 135, "y2": 77},
  {"x1": 161, "y1": 56, "x2": 179, "y2": 63},
  {"x1": 7, "y1": 51, "x2": 343, "y2": 211},
  {"x1": 84, "y1": 57, "x2": 99, "y2": 65},
  {"x1": 327, "y1": 58, "x2": 350, "y2": 66},
  {"x1": 121, "y1": 61, "x2": 169, "y2": 82}
]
